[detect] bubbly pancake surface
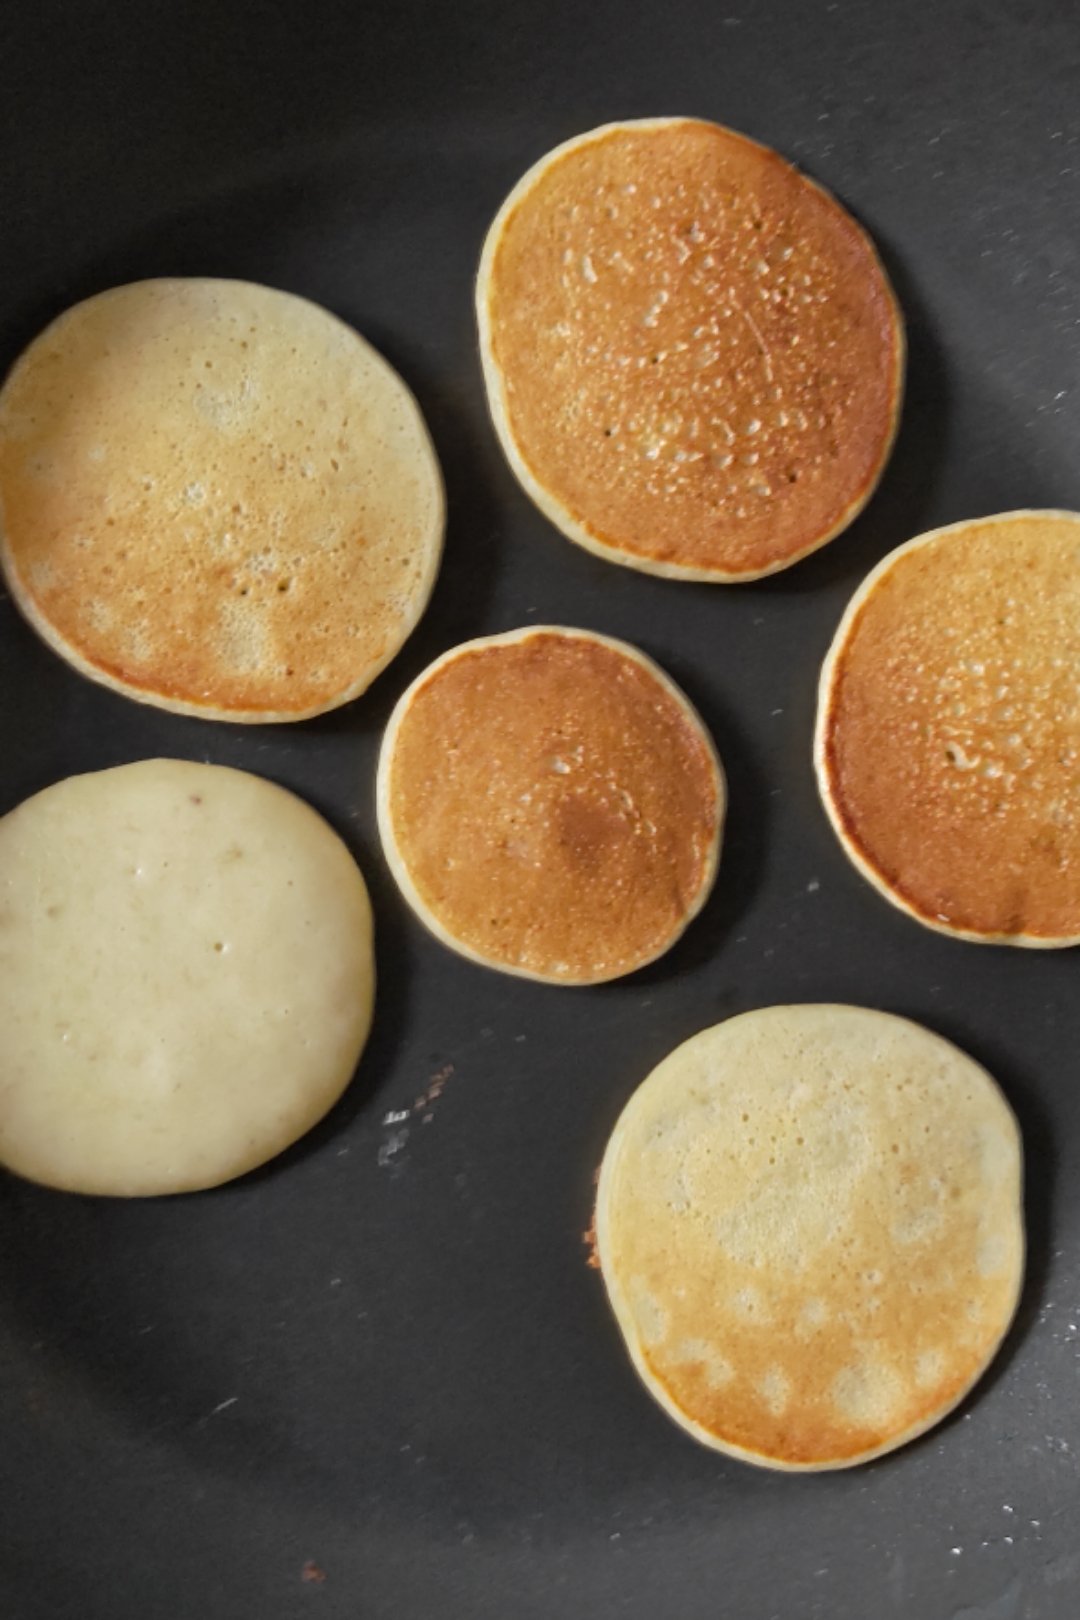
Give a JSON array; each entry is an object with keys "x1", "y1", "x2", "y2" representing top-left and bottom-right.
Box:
[
  {"x1": 817, "y1": 510, "x2": 1080, "y2": 943},
  {"x1": 596, "y1": 1005, "x2": 1024, "y2": 1470},
  {"x1": 0, "y1": 279, "x2": 443, "y2": 719},
  {"x1": 377, "y1": 628, "x2": 724, "y2": 983},
  {"x1": 478, "y1": 118, "x2": 903, "y2": 580},
  {"x1": 0, "y1": 760, "x2": 374, "y2": 1195}
]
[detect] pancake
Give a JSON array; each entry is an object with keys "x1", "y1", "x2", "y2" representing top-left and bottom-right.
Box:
[
  {"x1": 0, "y1": 759, "x2": 374, "y2": 1195},
  {"x1": 477, "y1": 118, "x2": 904, "y2": 581},
  {"x1": 596, "y1": 1004, "x2": 1024, "y2": 1471},
  {"x1": 376, "y1": 626, "x2": 724, "y2": 983},
  {"x1": 0, "y1": 278, "x2": 444, "y2": 720},
  {"x1": 816, "y1": 510, "x2": 1080, "y2": 944}
]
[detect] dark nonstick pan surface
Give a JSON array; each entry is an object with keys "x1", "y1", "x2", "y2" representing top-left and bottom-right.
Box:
[{"x1": 2, "y1": 2, "x2": 1078, "y2": 1615}]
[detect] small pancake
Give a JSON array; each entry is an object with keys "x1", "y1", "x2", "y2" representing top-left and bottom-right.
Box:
[
  {"x1": 376, "y1": 627, "x2": 724, "y2": 983},
  {"x1": 0, "y1": 760, "x2": 374, "y2": 1195},
  {"x1": 477, "y1": 118, "x2": 903, "y2": 581},
  {"x1": 0, "y1": 279, "x2": 444, "y2": 720},
  {"x1": 596, "y1": 1005, "x2": 1024, "y2": 1470},
  {"x1": 816, "y1": 510, "x2": 1080, "y2": 944}
]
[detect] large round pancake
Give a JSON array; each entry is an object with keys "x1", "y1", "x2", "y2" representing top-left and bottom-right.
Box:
[
  {"x1": 376, "y1": 627, "x2": 724, "y2": 984},
  {"x1": 0, "y1": 279, "x2": 444, "y2": 720},
  {"x1": 816, "y1": 510, "x2": 1080, "y2": 944},
  {"x1": 596, "y1": 1005, "x2": 1024, "y2": 1470},
  {"x1": 0, "y1": 760, "x2": 374, "y2": 1195},
  {"x1": 477, "y1": 118, "x2": 904, "y2": 581}
]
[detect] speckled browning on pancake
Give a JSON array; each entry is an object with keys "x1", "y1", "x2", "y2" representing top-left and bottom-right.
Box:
[
  {"x1": 817, "y1": 511, "x2": 1080, "y2": 943},
  {"x1": 377, "y1": 628, "x2": 724, "y2": 983},
  {"x1": 0, "y1": 279, "x2": 444, "y2": 720},
  {"x1": 596, "y1": 1006, "x2": 1024, "y2": 1469},
  {"x1": 478, "y1": 119, "x2": 903, "y2": 580}
]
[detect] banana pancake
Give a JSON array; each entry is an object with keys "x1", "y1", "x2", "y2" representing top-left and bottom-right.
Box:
[
  {"x1": 816, "y1": 510, "x2": 1080, "y2": 943},
  {"x1": 596, "y1": 1005, "x2": 1024, "y2": 1469},
  {"x1": 477, "y1": 118, "x2": 903, "y2": 580},
  {"x1": 0, "y1": 760, "x2": 374, "y2": 1195},
  {"x1": 376, "y1": 626, "x2": 724, "y2": 983},
  {"x1": 0, "y1": 279, "x2": 444, "y2": 719}
]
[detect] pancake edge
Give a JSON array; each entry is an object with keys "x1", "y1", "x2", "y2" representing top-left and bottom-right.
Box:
[
  {"x1": 0, "y1": 277, "x2": 446, "y2": 723},
  {"x1": 594, "y1": 1002, "x2": 1026, "y2": 1470},
  {"x1": 476, "y1": 116, "x2": 906, "y2": 583},
  {"x1": 814, "y1": 507, "x2": 1080, "y2": 948},
  {"x1": 375, "y1": 624, "x2": 726, "y2": 984}
]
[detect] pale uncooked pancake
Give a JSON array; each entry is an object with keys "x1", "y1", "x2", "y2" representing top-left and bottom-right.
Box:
[
  {"x1": 0, "y1": 279, "x2": 444, "y2": 720},
  {"x1": 376, "y1": 627, "x2": 724, "y2": 983},
  {"x1": 477, "y1": 118, "x2": 904, "y2": 581},
  {"x1": 0, "y1": 760, "x2": 374, "y2": 1195},
  {"x1": 596, "y1": 1005, "x2": 1023, "y2": 1470},
  {"x1": 816, "y1": 510, "x2": 1080, "y2": 944}
]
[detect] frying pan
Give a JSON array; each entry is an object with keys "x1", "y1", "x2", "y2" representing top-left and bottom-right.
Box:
[{"x1": 2, "y1": 1, "x2": 1078, "y2": 1615}]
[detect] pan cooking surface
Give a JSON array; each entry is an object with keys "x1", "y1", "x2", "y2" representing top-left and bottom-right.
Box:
[{"x1": 1, "y1": 1, "x2": 1078, "y2": 1615}]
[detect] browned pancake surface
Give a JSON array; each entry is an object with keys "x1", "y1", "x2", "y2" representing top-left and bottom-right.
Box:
[
  {"x1": 0, "y1": 279, "x2": 443, "y2": 719},
  {"x1": 381, "y1": 630, "x2": 723, "y2": 982},
  {"x1": 820, "y1": 512, "x2": 1080, "y2": 941},
  {"x1": 597, "y1": 1006, "x2": 1023, "y2": 1468},
  {"x1": 482, "y1": 119, "x2": 902, "y2": 577}
]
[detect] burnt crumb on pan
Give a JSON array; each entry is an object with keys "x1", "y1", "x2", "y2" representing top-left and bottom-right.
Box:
[
  {"x1": 583, "y1": 1207, "x2": 601, "y2": 1270},
  {"x1": 583, "y1": 1162, "x2": 602, "y2": 1269},
  {"x1": 414, "y1": 1062, "x2": 454, "y2": 1123}
]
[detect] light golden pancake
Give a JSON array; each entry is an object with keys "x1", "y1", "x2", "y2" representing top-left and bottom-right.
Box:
[
  {"x1": 376, "y1": 627, "x2": 724, "y2": 983},
  {"x1": 477, "y1": 118, "x2": 903, "y2": 581},
  {"x1": 816, "y1": 510, "x2": 1080, "y2": 944},
  {"x1": 596, "y1": 1005, "x2": 1024, "y2": 1470},
  {"x1": 0, "y1": 279, "x2": 444, "y2": 720},
  {"x1": 0, "y1": 760, "x2": 374, "y2": 1195}
]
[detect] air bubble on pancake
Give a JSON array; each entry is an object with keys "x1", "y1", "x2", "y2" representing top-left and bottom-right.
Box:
[
  {"x1": 123, "y1": 621, "x2": 153, "y2": 664},
  {"x1": 643, "y1": 290, "x2": 669, "y2": 328},
  {"x1": 977, "y1": 1232, "x2": 1008, "y2": 1277},
  {"x1": 216, "y1": 599, "x2": 272, "y2": 676},
  {"x1": 915, "y1": 1347, "x2": 944, "y2": 1388},
  {"x1": 832, "y1": 1361, "x2": 902, "y2": 1428},
  {"x1": 732, "y1": 1285, "x2": 770, "y2": 1322},
  {"x1": 892, "y1": 1202, "x2": 944, "y2": 1246},
  {"x1": 630, "y1": 1281, "x2": 668, "y2": 1348},
  {"x1": 672, "y1": 1338, "x2": 734, "y2": 1388},
  {"x1": 758, "y1": 1367, "x2": 791, "y2": 1416}
]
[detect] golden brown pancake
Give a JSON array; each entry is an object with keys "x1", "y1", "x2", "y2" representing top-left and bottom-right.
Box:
[
  {"x1": 596, "y1": 1005, "x2": 1024, "y2": 1470},
  {"x1": 0, "y1": 760, "x2": 374, "y2": 1196},
  {"x1": 376, "y1": 627, "x2": 724, "y2": 983},
  {"x1": 0, "y1": 279, "x2": 444, "y2": 720},
  {"x1": 477, "y1": 118, "x2": 904, "y2": 581},
  {"x1": 816, "y1": 510, "x2": 1080, "y2": 944}
]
